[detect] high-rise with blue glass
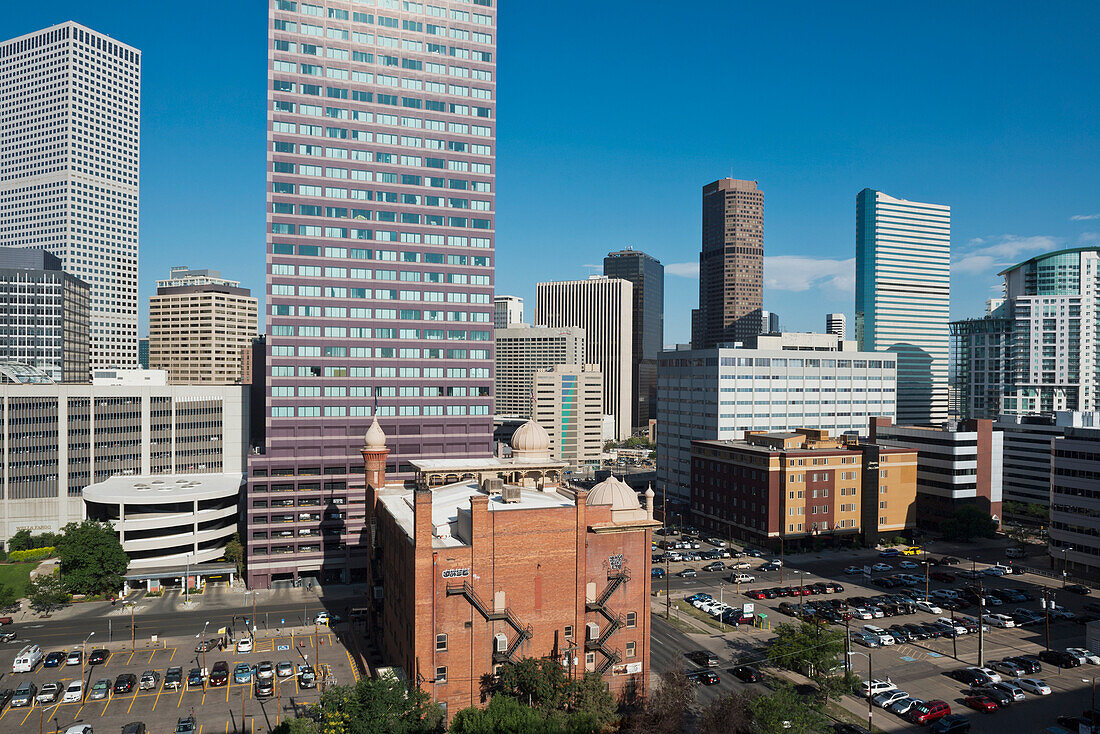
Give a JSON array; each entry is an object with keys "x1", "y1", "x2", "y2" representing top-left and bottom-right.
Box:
[{"x1": 856, "y1": 188, "x2": 950, "y2": 425}]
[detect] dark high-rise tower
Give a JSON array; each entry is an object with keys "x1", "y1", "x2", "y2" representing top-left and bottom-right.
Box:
[
  {"x1": 691, "y1": 179, "x2": 764, "y2": 348},
  {"x1": 604, "y1": 248, "x2": 663, "y2": 428}
]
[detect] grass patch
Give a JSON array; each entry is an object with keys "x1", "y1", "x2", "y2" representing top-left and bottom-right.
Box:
[
  {"x1": 673, "y1": 600, "x2": 730, "y2": 631},
  {"x1": 661, "y1": 613, "x2": 703, "y2": 635},
  {"x1": 0, "y1": 563, "x2": 34, "y2": 596},
  {"x1": 823, "y1": 701, "x2": 884, "y2": 733}
]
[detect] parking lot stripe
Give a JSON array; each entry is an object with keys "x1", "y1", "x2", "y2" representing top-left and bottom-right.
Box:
[
  {"x1": 127, "y1": 692, "x2": 138, "y2": 714},
  {"x1": 72, "y1": 703, "x2": 85, "y2": 720},
  {"x1": 177, "y1": 684, "x2": 186, "y2": 709},
  {"x1": 344, "y1": 650, "x2": 360, "y2": 683},
  {"x1": 126, "y1": 651, "x2": 135, "y2": 666},
  {"x1": 169, "y1": 647, "x2": 177, "y2": 662},
  {"x1": 19, "y1": 704, "x2": 36, "y2": 726}
]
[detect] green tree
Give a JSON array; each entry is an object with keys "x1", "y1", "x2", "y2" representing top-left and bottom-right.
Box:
[
  {"x1": 698, "y1": 690, "x2": 753, "y2": 734},
  {"x1": 27, "y1": 574, "x2": 69, "y2": 616},
  {"x1": 748, "y1": 685, "x2": 826, "y2": 734},
  {"x1": 6, "y1": 529, "x2": 32, "y2": 553},
  {"x1": 566, "y1": 673, "x2": 617, "y2": 728},
  {"x1": 623, "y1": 670, "x2": 694, "y2": 734},
  {"x1": 277, "y1": 675, "x2": 443, "y2": 734},
  {"x1": 449, "y1": 695, "x2": 560, "y2": 734},
  {"x1": 225, "y1": 532, "x2": 244, "y2": 577},
  {"x1": 490, "y1": 657, "x2": 571, "y2": 710},
  {"x1": 815, "y1": 670, "x2": 861, "y2": 704},
  {"x1": 766, "y1": 621, "x2": 844, "y2": 677},
  {"x1": 271, "y1": 719, "x2": 320, "y2": 734},
  {"x1": 0, "y1": 584, "x2": 18, "y2": 611},
  {"x1": 941, "y1": 505, "x2": 999, "y2": 541},
  {"x1": 56, "y1": 520, "x2": 129, "y2": 595}
]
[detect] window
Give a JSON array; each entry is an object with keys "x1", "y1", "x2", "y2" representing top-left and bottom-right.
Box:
[
  {"x1": 626, "y1": 641, "x2": 636, "y2": 658},
  {"x1": 564, "y1": 625, "x2": 573, "y2": 640},
  {"x1": 435, "y1": 634, "x2": 447, "y2": 652},
  {"x1": 625, "y1": 612, "x2": 637, "y2": 629},
  {"x1": 585, "y1": 652, "x2": 595, "y2": 665},
  {"x1": 435, "y1": 666, "x2": 447, "y2": 683}
]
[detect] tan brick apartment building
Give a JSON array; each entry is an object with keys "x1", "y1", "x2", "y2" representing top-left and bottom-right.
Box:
[
  {"x1": 690, "y1": 429, "x2": 917, "y2": 548},
  {"x1": 362, "y1": 419, "x2": 658, "y2": 718}
]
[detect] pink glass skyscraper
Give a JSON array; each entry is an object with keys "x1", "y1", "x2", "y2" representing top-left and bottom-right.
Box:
[{"x1": 249, "y1": 0, "x2": 496, "y2": 587}]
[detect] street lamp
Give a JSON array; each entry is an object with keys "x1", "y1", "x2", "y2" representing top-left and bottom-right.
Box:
[
  {"x1": 1062, "y1": 546, "x2": 1073, "y2": 589},
  {"x1": 847, "y1": 651, "x2": 873, "y2": 733},
  {"x1": 196, "y1": 621, "x2": 210, "y2": 683},
  {"x1": 81, "y1": 631, "x2": 94, "y2": 687},
  {"x1": 1083, "y1": 677, "x2": 1096, "y2": 716}
]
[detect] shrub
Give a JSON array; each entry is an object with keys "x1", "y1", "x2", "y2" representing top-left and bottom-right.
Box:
[{"x1": 8, "y1": 547, "x2": 54, "y2": 563}]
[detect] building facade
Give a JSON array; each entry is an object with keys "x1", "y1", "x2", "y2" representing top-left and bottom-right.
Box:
[
  {"x1": 363, "y1": 421, "x2": 656, "y2": 718},
  {"x1": 148, "y1": 266, "x2": 258, "y2": 384},
  {"x1": 251, "y1": 0, "x2": 497, "y2": 587},
  {"x1": 535, "y1": 277, "x2": 632, "y2": 439},
  {"x1": 0, "y1": 22, "x2": 140, "y2": 369},
  {"x1": 533, "y1": 364, "x2": 603, "y2": 466},
  {"x1": 953, "y1": 248, "x2": 1100, "y2": 420},
  {"x1": 869, "y1": 417, "x2": 1002, "y2": 529},
  {"x1": 0, "y1": 249, "x2": 89, "y2": 382},
  {"x1": 1050, "y1": 426, "x2": 1100, "y2": 581},
  {"x1": 826, "y1": 313, "x2": 846, "y2": 340},
  {"x1": 855, "y1": 189, "x2": 950, "y2": 425},
  {"x1": 0, "y1": 381, "x2": 247, "y2": 543},
  {"x1": 690, "y1": 430, "x2": 917, "y2": 548},
  {"x1": 760, "y1": 310, "x2": 780, "y2": 334},
  {"x1": 604, "y1": 248, "x2": 663, "y2": 428},
  {"x1": 493, "y1": 295, "x2": 523, "y2": 329},
  {"x1": 657, "y1": 333, "x2": 897, "y2": 505},
  {"x1": 692, "y1": 178, "x2": 764, "y2": 349},
  {"x1": 995, "y1": 411, "x2": 1100, "y2": 510},
  {"x1": 493, "y1": 325, "x2": 584, "y2": 419}
]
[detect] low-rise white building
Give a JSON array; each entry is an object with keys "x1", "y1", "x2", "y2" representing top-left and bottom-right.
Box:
[{"x1": 657, "y1": 333, "x2": 897, "y2": 504}]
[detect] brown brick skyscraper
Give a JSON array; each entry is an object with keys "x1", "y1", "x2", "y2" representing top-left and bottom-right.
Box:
[{"x1": 692, "y1": 178, "x2": 764, "y2": 348}]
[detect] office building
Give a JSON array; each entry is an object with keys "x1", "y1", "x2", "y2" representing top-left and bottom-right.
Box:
[
  {"x1": 604, "y1": 248, "x2": 663, "y2": 427},
  {"x1": 251, "y1": 0, "x2": 497, "y2": 587},
  {"x1": 0, "y1": 249, "x2": 89, "y2": 382},
  {"x1": 362, "y1": 421, "x2": 656, "y2": 717},
  {"x1": 953, "y1": 247, "x2": 1100, "y2": 420},
  {"x1": 855, "y1": 189, "x2": 950, "y2": 424},
  {"x1": 536, "y1": 277, "x2": 633, "y2": 439},
  {"x1": 691, "y1": 429, "x2": 917, "y2": 547},
  {"x1": 657, "y1": 332, "x2": 897, "y2": 505},
  {"x1": 493, "y1": 295, "x2": 523, "y2": 329},
  {"x1": 533, "y1": 364, "x2": 604, "y2": 466},
  {"x1": 1050, "y1": 426, "x2": 1100, "y2": 581},
  {"x1": 0, "y1": 22, "x2": 140, "y2": 369},
  {"x1": 0, "y1": 379, "x2": 247, "y2": 544},
  {"x1": 494, "y1": 325, "x2": 584, "y2": 419},
  {"x1": 148, "y1": 266, "x2": 258, "y2": 384},
  {"x1": 761, "y1": 310, "x2": 780, "y2": 334},
  {"x1": 869, "y1": 417, "x2": 1002, "y2": 529},
  {"x1": 995, "y1": 411, "x2": 1100, "y2": 510},
  {"x1": 138, "y1": 339, "x2": 149, "y2": 369},
  {"x1": 826, "y1": 313, "x2": 846, "y2": 340},
  {"x1": 692, "y1": 178, "x2": 764, "y2": 348}
]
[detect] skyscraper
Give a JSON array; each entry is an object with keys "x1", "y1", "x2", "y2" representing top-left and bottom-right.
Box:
[
  {"x1": 856, "y1": 189, "x2": 950, "y2": 425},
  {"x1": 0, "y1": 22, "x2": 141, "y2": 369},
  {"x1": 692, "y1": 178, "x2": 764, "y2": 348},
  {"x1": 826, "y1": 313, "x2": 846, "y2": 340},
  {"x1": 493, "y1": 294, "x2": 523, "y2": 328},
  {"x1": 494, "y1": 325, "x2": 584, "y2": 419},
  {"x1": 249, "y1": 0, "x2": 497, "y2": 588},
  {"x1": 148, "y1": 266, "x2": 258, "y2": 384},
  {"x1": 603, "y1": 248, "x2": 663, "y2": 427},
  {"x1": 533, "y1": 364, "x2": 604, "y2": 466},
  {"x1": 536, "y1": 277, "x2": 633, "y2": 439}
]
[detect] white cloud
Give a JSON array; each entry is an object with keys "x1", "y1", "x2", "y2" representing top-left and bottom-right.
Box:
[
  {"x1": 1080, "y1": 232, "x2": 1100, "y2": 244},
  {"x1": 764, "y1": 256, "x2": 855, "y2": 297},
  {"x1": 665, "y1": 261, "x2": 699, "y2": 278},
  {"x1": 952, "y1": 235, "x2": 1060, "y2": 275},
  {"x1": 1071, "y1": 214, "x2": 1100, "y2": 221}
]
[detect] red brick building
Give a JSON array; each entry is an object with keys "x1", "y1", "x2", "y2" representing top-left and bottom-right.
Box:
[{"x1": 361, "y1": 418, "x2": 658, "y2": 718}]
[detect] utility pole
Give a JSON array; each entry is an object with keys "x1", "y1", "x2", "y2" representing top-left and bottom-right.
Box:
[
  {"x1": 663, "y1": 490, "x2": 670, "y2": 619},
  {"x1": 950, "y1": 605, "x2": 958, "y2": 660},
  {"x1": 779, "y1": 535, "x2": 785, "y2": 584},
  {"x1": 131, "y1": 602, "x2": 136, "y2": 652},
  {"x1": 977, "y1": 576, "x2": 985, "y2": 667},
  {"x1": 1043, "y1": 587, "x2": 1052, "y2": 651},
  {"x1": 924, "y1": 548, "x2": 930, "y2": 601}
]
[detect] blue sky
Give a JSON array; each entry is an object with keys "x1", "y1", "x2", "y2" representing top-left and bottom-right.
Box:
[{"x1": 5, "y1": 2, "x2": 1099, "y2": 345}]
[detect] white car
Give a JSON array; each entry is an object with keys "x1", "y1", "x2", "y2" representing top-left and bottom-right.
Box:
[
  {"x1": 914, "y1": 599, "x2": 942, "y2": 614},
  {"x1": 236, "y1": 637, "x2": 253, "y2": 653},
  {"x1": 64, "y1": 727, "x2": 92, "y2": 734},
  {"x1": 1066, "y1": 647, "x2": 1100, "y2": 665},
  {"x1": 869, "y1": 607, "x2": 885, "y2": 619},
  {"x1": 966, "y1": 666, "x2": 1002, "y2": 683},
  {"x1": 899, "y1": 561, "x2": 919, "y2": 569},
  {"x1": 1013, "y1": 677, "x2": 1051, "y2": 695},
  {"x1": 728, "y1": 562, "x2": 751, "y2": 570},
  {"x1": 729, "y1": 573, "x2": 755, "y2": 583},
  {"x1": 982, "y1": 567, "x2": 1006, "y2": 577},
  {"x1": 983, "y1": 613, "x2": 1016, "y2": 628},
  {"x1": 889, "y1": 697, "x2": 922, "y2": 716},
  {"x1": 931, "y1": 589, "x2": 959, "y2": 600},
  {"x1": 871, "y1": 563, "x2": 892, "y2": 572},
  {"x1": 859, "y1": 679, "x2": 896, "y2": 698},
  {"x1": 62, "y1": 680, "x2": 83, "y2": 703},
  {"x1": 853, "y1": 607, "x2": 874, "y2": 620},
  {"x1": 937, "y1": 617, "x2": 968, "y2": 635},
  {"x1": 872, "y1": 689, "x2": 909, "y2": 708}
]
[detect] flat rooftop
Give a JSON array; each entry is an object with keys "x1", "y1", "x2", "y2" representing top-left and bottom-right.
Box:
[
  {"x1": 83, "y1": 472, "x2": 244, "y2": 504},
  {"x1": 409, "y1": 457, "x2": 567, "y2": 472},
  {"x1": 378, "y1": 481, "x2": 575, "y2": 548}
]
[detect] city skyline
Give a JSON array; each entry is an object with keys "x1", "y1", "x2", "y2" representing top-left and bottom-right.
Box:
[{"x1": 1, "y1": 4, "x2": 1098, "y2": 346}]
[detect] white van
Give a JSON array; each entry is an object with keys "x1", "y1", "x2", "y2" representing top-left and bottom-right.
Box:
[
  {"x1": 1005, "y1": 547, "x2": 1025, "y2": 559},
  {"x1": 862, "y1": 625, "x2": 893, "y2": 645},
  {"x1": 12, "y1": 644, "x2": 43, "y2": 673}
]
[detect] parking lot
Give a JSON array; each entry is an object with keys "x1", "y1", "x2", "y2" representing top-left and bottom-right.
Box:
[
  {"x1": 0, "y1": 629, "x2": 359, "y2": 734},
  {"x1": 650, "y1": 533, "x2": 1100, "y2": 733}
]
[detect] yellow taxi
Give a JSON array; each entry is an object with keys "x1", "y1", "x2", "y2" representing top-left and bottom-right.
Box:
[{"x1": 901, "y1": 546, "x2": 923, "y2": 556}]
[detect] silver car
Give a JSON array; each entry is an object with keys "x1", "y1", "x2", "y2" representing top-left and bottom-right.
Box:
[{"x1": 889, "y1": 696, "x2": 922, "y2": 716}]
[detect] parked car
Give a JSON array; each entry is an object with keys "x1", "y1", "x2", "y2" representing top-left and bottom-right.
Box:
[
  {"x1": 65, "y1": 650, "x2": 81, "y2": 667},
  {"x1": 36, "y1": 681, "x2": 63, "y2": 704},
  {"x1": 113, "y1": 674, "x2": 137, "y2": 694},
  {"x1": 1005, "y1": 656, "x2": 1041, "y2": 674},
  {"x1": 929, "y1": 715, "x2": 972, "y2": 733},
  {"x1": 236, "y1": 637, "x2": 253, "y2": 653},
  {"x1": 88, "y1": 648, "x2": 109, "y2": 665},
  {"x1": 990, "y1": 660, "x2": 1026, "y2": 677},
  {"x1": 276, "y1": 660, "x2": 295, "y2": 678},
  {"x1": 909, "y1": 699, "x2": 951, "y2": 725},
  {"x1": 255, "y1": 678, "x2": 274, "y2": 697},
  {"x1": 859, "y1": 679, "x2": 896, "y2": 698},
  {"x1": 1038, "y1": 649, "x2": 1081, "y2": 667},
  {"x1": 1066, "y1": 584, "x2": 1091, "y2": 595},
  {"x1": 121, "y1": 724, "x2": 146, "y2": 734},
  {"x1": 889, "y1": 696, "x2": 921, "y2": 716},
  {"x1": 687, "y1": 651, "x2": 719, "y2": 668},
  {"x1": 983, "y1": 613, "x2": 1016, "y2": 628},
  {"x1": 164, "y1": 666, "x2": 183, "y2": 690},
  {"x1": 10, "y1": 682, "x2": 36, "y2": 707},
  {"x1": 139, "y1": 670, "x2": 159, "y2": 690},
  {"x1": 729, "y1": 665, "x2": 761, "y2": 683},
  {"x1": 89, "y1": 679, "x2": 111, "y2": 700},
  {"x1": 963, "y1": 694, "x2": 998, "y2": 713},
  {"x1": 914, "y1": 599, "x2": 942, "y2": 613},
  {"x1": 43, "y1": 651, "x2": 66, "y2": 668},
  {"x1": 1012, "y1": 677, "x2": 1051, "y2": 695},
  {"x1": 948, "y1": 669, "x2": 988, "y2": 686},
  {"x1": 209, "y1": 661, "x2": 229, "y2": 686},
  {"x1": 195, "y1": 639, "x2": 218, "y2": 653},
  {"x1": 872, "y1": 689, "x2": 910, "y2": 709},
  {"x1": 176, "y1": 716, "x2": 197, "y2": 734},
  {"x1": 298, "y1": 665, "x2": 317, "y2": 688},
  {"x1": 187, "y1": 668, "x2": 205, "y2": 688},
  {"x1": 1066, "y1": 647, "x2": 1100, "y2": 665},
  {"x1": 233, "y1": 663, "x2": 253, "y2": 684},
  {"x1": 61, "y1": 680, "x2": 83, "y2": 703}
]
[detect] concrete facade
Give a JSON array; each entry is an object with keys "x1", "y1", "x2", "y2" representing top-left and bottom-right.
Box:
[
  {"x1": 533, "y1": 364, "x2": 604, "y2": 466},
  {"x1": 1050, "y1": 426, "x2": 1100, "y2": 581},
  {"x1": 493, "y1": 295, "x2": 523, "y2": 329},
  {"x1": 493, "y1": 325, "x2": 584, "y2": 419}
]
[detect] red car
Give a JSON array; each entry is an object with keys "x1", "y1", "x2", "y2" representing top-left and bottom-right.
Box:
[
  {"x1": 745, "y1": 590, "x2": 766, "y2": 600},
  {"x1": 908, "y1": 699, "x2": 951, "y2": 724},
  {"x1": 963, "y1": 695, "x2": 998, "y2": 713}
]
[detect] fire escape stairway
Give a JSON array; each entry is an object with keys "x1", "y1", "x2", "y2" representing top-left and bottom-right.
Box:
[
  {"x1": 585, "y1": 570, "x2": 630, "y2": 671},
  {"x1": 446, "y1": 581, "x2": 532, "y2": 663}
]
